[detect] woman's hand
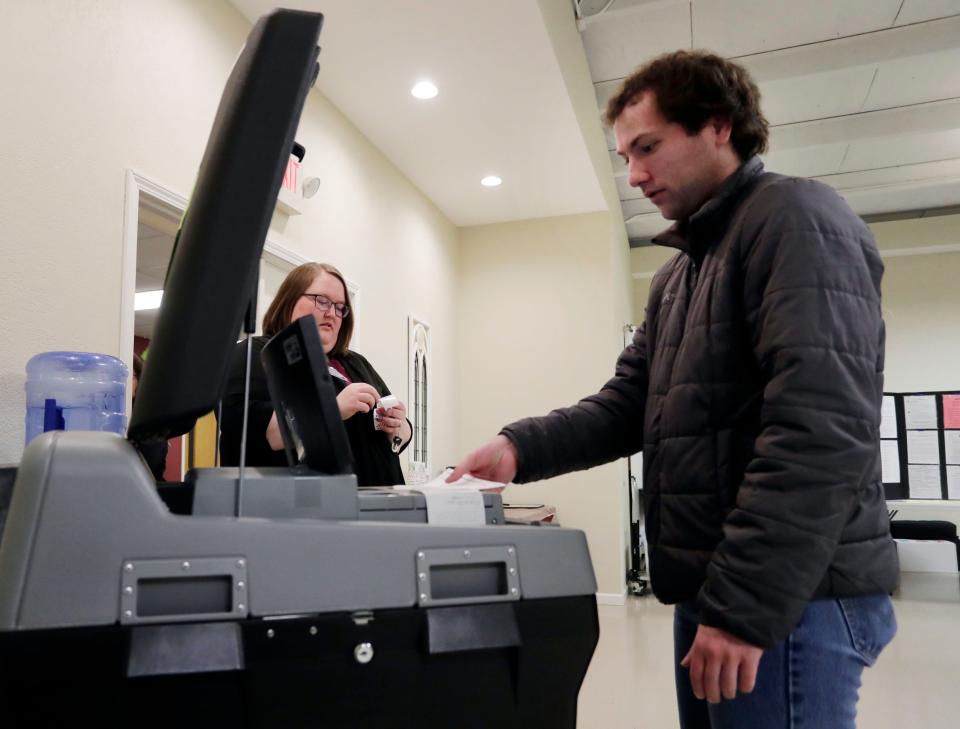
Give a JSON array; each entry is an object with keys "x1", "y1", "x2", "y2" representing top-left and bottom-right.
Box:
[
  {"x1": 337, "y1": 383, "x2": 380, "y2": 420},
  {"x1": 376, "y1": 398, "x2": 410, "y2": 442},
  {"x1": 265, "y1": 412, "x2": 284, "y2": 451}
]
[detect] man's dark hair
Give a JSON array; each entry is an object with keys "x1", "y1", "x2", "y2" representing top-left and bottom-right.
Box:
[{"x1": 605, "y1": 50, "x2": 769, "y2": 161}]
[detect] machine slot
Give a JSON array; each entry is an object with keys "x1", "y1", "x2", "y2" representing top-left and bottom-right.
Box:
[
  {"x1": 136, "y1": 576, "x2": 232, "y2": 617},
  {"x1": 429, "y1": 562, "x2": 507, "y2": 600},
  {"x1": 415, "y1": 545, "x2": 520, "y2": 607}
]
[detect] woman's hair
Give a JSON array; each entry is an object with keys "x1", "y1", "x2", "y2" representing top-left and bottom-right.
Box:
[
  {"x1": 132, "y1": 352, "x2": 145, "y2": 379},
  {"x1": 605, "y1": 50, "x2": 769, "y2": 161},
  {"x1": 261, "y1": 262, "x2": 354, "y2": 357}
]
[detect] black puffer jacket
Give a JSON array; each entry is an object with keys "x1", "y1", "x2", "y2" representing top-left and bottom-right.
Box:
[{"x1": 502, "y1": 158, "x2": 898, "y2": 648}]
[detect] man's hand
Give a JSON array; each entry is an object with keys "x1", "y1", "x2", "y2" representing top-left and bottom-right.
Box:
[
  {"x1": 446, "y1": 434, "x2": 518, "y2": 485},
  {"x1": 336, "y1": 383, "x2": 380, "y2": 420},
  {"x1": 680, "y1": 624, "x2": 763, "y2": 704}
]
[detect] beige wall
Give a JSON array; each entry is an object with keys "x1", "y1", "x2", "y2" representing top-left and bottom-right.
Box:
[
  {"x1": 872, "y1": 214, "x2": 960, "y2": 521},
  {"x1": 459, "y1": 212, "x2": 632, "y2": 596},
  {"x1": 870, "y1": 214, "x2": 960, "y2": 392},
  {"x1": 0, "y1": 0, "x2": 460, "y2": 469},
  {"x1": 629, "y1": 245, "x2": 675, "y2": 324}
]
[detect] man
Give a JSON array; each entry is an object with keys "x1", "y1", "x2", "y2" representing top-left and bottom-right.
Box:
[{"x1": 449, "y1": 50, "x2": 898, "y2": 729}]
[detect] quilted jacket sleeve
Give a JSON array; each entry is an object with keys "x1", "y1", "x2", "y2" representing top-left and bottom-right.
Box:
[
  {"x1": 500, "y1": 323, "x2": 650, "y2": 484},
  {"x1": 696, "y1": 179, "x2": 886, "y2": 648}
]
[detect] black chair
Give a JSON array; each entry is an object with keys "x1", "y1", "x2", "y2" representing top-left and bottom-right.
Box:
[{"x1": 890, "y1": 519, "x2": 960, "y2": 567}]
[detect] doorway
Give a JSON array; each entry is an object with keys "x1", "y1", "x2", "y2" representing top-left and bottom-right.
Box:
[{"x1": 121, "y1": 170, "x2": 309, "y2": 481}]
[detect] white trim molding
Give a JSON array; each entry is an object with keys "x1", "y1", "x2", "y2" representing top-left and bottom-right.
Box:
[
  {"x1": 261, "y1": 243, "x2": 360, "y2": 313},
  {"x1": 121, "y1": 170, "x2": 188, "y2": 358},
  {"x1": 880, "y1": 243, "x2": 960, "y2": 259},
  {"x1": 122, "y1": 170, "x2": 346, "y2": 354},
  {"x1": 596, "y1": 591, "x2": 627, "y2": 606},
  {"x1": 262, "y1": 238, "x2": 308, "y2": 268}
]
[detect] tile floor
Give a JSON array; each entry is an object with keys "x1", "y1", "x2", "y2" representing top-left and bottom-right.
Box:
[{"x1": 577, "y1": 576, "x2": 960, "y2": 728}]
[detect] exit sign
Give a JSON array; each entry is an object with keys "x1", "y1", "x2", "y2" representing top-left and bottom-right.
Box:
[{"x1": 282, "y1": 155, "x2": 300, "y2": 195}]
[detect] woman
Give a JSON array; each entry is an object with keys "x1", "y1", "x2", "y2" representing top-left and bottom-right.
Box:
[
  {"x1": 131, "y1": 352, "x2": 170, "y2": 482},
  {"x1": 219, "y1": 262, "x2": 411, "y2": 486}
]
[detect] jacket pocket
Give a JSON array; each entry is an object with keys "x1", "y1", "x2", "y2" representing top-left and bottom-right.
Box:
[{"x1": 837, "y1": 594, "x2": 897, "y2": 666}]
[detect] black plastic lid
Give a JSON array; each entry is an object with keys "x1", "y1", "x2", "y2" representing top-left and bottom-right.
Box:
[{"x1": 129, "y1": 10, "x2": 323, "y2": 443}]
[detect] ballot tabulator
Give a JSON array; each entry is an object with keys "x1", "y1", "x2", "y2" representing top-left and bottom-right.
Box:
[{"x1": 0, "y1": 10, "x2": 599, "y2": 727}]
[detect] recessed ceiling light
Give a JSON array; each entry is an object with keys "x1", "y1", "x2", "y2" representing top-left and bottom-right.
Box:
[
  {"x1": 481, "y1": 175, "x2": 502, "y2": 187},
  {"x1": 411, "y1": 81, "x2": 438, "y2": 99},
  {"x1": 134, "y1": 290, "x2": 164, "y2": 311}
]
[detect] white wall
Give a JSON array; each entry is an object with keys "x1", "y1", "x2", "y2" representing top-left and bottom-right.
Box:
[
  {"x1": 870, "y1": 214, "x2": 960, "y2": 392},
  {"x1": 630, "y1": 245, "x2": 676, "y2": 324},
  {"x1": 0, "y1": 0, "x2": 460, "y2": 469},
  {"x1": 458, "y1": 212, "x2": 631, "y2": 597},
  {"x1": 871, "y1": 215, "x2": 960, "y2": 522}
]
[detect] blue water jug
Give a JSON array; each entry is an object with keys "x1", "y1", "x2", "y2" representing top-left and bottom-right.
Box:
[{"x1": 25, "y1": 352, "x2": 128, "y2": 446}]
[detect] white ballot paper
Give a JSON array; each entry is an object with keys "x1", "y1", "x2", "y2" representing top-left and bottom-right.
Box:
[
  {"x1": 394, "y1": 470, "x2": 507, "y2": 526},
  {"x1": 880, "y1": 396, "x2": 897, "y2": 439},
  {"x1": 907, "y1": 430, "x2": 941, "y2": 465},
  {"x1": 908, "y1": 465, "x2": 942, "y2": 499},
  {"x1": 880, "y1": 440, "x2": 900, "y2": 483},
  {"x1": 904, "y1": 395, "x2": 938, "y2": 429},
  {"x1": 422, "y1": 469, "x2": 507, "y2": 492},
  {"x1": 948, "y1": 466, "x2": 960, "y2": 500},
  {"x1": 418, "y1": 487, "x2": 486, "y2": 526},
  {"x1": 944, "y1": 430, "x2": 960, "y2": 465}
]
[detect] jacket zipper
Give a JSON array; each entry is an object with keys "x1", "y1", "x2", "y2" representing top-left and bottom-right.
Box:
[{"x1": 688, "y1": 257, "x2": 699, "y2": 292}]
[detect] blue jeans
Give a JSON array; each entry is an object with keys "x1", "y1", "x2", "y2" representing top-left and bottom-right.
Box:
[{"x1": 673, "y1": 595, "x2": 897, "y2": 729}]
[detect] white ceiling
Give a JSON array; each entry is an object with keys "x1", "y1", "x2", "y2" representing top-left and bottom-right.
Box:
[
  {"x1": 226, "y1": 0, "x2": 960, "y2": 244},
  {"x1": 581, "y1": 0, "x2": 960, "y2": 242},
  {"x1": 230, "y1": 0, "x2": 607, "y2": 226}
]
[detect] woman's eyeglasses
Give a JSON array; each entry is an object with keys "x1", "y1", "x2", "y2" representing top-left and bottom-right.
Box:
[{"x1": 302, "y1": 293, "x2": 350, "y2": 318}]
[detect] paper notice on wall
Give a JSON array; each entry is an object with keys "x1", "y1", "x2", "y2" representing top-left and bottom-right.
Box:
[
  {"x1": 948, "y1": 466, "x2": 960, "y2": 500},
  {"x1": 904, "y1": 395, "x2": 938, "y2": 430},
  {"x1": 907, "y1": 430, "x2": 941, "y2": 465},
  {"x1": 908, "y1": 465, "x2": 943, "y2": 499},
  {"x1": 944, "y1": 430, "x2": 960, "y2": 465},
  {"x1": 880, "y1": 396, "x2": 898, "y2": 439},
  {"x1": 944, "y1": 395, "x2": 960, "y2": 429},
  {"x1": 880, "y1": 440, "x2": 900, "y2": 483}
]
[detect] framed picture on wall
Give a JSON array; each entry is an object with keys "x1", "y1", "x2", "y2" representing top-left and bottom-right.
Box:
[{"x1": 407, "y1": 316, "x2": 431, "y2": 483}]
